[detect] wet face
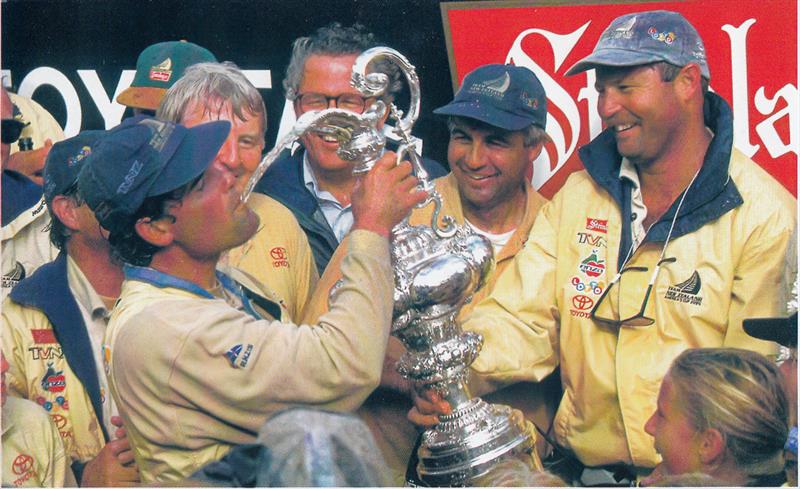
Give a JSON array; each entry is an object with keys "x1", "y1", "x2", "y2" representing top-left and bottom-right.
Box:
[
  {"x1": 166, "y1": 165, "x2": 260, "y2": 259},
  {"x1": 180, "y1": 98, "x2": 265, "y2": 192},
  {"x1": 595, "y1": 64, "x2": 681, "y2": 168},
  {"x1": 448, "y1": 119, "x2": 540, "y2": 215},
  {"x1": 295, "y1": 53, "x2": 368, "y2": 177},
  {"x1": 645, "y1": 373, "x2": 704, "y2": 475}
]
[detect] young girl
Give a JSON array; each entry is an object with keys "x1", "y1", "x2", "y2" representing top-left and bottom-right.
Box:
[{"x1": 643, "y1": 348, "x2": 789, "y2": 486}]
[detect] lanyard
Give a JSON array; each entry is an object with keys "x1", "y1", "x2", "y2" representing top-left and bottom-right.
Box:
[{"x1": 124, "y1": 265, "x2": 262, "y2": 320}]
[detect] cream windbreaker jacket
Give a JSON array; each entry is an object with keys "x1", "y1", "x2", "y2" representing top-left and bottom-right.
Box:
[{"x1": 463, "y1": 92, "x2": 797, "y2": 468}]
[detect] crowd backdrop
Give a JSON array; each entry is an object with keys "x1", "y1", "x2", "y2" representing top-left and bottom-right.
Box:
[{"x1": 2, "y1": 0, "x2": 797, "y2": 199}]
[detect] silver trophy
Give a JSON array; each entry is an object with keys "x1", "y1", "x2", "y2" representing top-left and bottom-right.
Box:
[{"x1": 242, "y1": 47, "x2": 535, "y2": 487}]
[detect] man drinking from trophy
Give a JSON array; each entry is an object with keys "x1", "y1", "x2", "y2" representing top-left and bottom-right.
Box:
[{"x1": 77, "y1": 116, "x2": 426, "y2": 483}]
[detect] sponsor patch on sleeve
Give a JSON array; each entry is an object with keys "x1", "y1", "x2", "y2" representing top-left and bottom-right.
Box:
[
  {"x1": 225, "y1": 343, "x2": 254, "y2": 369},
  {"x1": 31, "y1": 329, "x2": 57, "y2": 344}
]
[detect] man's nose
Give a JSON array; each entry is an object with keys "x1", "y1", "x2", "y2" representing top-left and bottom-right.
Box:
[
  {"x1": 216, "y1": 137, "x2": 244, "y2": 175},
  {"x1": 462, "y1": 143, "x2": 488, "y2": 170},
  {"x1": 597, "y1": 91, "x2": 621, "y2": 121}
]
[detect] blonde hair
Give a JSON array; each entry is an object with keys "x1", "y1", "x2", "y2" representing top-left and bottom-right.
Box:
[{"x1": 669, "y1": 348, "x2": 789, "y2": 477}]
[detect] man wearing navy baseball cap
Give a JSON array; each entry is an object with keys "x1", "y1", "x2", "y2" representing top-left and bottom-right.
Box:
[
  {"x1": 302, "y1": 64, "x2": 556, "y2": 479},
  {"x1": 410, "y1": 9, "x2": 796, "y2": 485},
  {"x1": 78, "y1": 115, "x2": 427, "y2": 482},
  {"x1": 2, "y1": 129, "x2": 143, "y2": 486}
]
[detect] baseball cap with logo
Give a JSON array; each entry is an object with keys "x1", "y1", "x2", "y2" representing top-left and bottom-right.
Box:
[
  {"x1": 77, "y1": 116, "x2": 230, "y2": 234},
  {"x1": 565, "y1": 10, "x2": 710, "y2": 79},
  {"x1": 43, "y1": 130, "x2": 105, "y2": 206},
  {"x1": 433, "y1": 64, "x2": 547, "y2": 131},
  {"x1": 116, "y1": 41, "x2": 217, "y2": 111}
]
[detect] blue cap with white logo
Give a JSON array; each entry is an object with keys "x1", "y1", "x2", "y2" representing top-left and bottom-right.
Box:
[
  {"x1": 77, "y1": 115, "x2": 229, "y2": 234},
  {"x1": 434, "y1": 64, "x2": 547, "y2": 131},
  {"x1": 565, "y1": 10, "x2": 710, "y2": 79}
]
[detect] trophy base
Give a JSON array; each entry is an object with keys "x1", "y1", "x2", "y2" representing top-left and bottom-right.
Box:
[{"x1": 415, "y1": 398, "x2": 535, "y2": 486}]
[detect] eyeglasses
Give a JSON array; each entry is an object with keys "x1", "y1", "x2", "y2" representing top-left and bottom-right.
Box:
[
  {"x1": 590, "y1": 164, "x2": 703, "y2": 328},
  {"x1": 1, "y1": 118, "x2": 28, "y2": 144},
  {"x1": 590, "y1": 256, "x2": 677, "y2": 327},
  {"x1": 295, "y1": 92, "x2": 370, "y2": 114}
]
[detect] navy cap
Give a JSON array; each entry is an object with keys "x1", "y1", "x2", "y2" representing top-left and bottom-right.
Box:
[
  {"x1": 43, "y1": 130, "x2": 105, "y2": 206},
  {"x1": 77, "y1": 116, "x2": 230, "y2": 234},
  {"x1": 434, "y1": 64, "x2": 547, "y2": 131},
  {"x1": 743, "y1": 312, "x2": 798, "y2": 349},
  {"x1": 565, "y1": 10, "x2": 710, "y2": 79}
]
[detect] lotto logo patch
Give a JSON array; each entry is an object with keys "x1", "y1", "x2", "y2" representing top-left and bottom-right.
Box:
[
  {"x1": 585, "y1": 218, "x2": 608, "y2": 234},
  {"x1": 648, "y1": 26, "x2": 676, "y2": 45}
]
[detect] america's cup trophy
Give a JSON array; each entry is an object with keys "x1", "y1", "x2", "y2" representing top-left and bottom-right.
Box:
[{"x1": 241, "y1": 47, "x2": 535, "y2": 487}]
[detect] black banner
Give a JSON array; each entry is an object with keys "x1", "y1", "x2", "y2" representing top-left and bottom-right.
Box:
[{"x1": 2, "y1": 0, "x2": 464, "y2": 165}]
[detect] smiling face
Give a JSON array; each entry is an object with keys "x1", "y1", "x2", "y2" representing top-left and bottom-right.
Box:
[
  {"x1": 166, "y1": 165, "x2": 260, "y2": 260},
  {"x1": 448, "y1": 118, "x2": 540, "y2": 218},
  {"x1": 645, "y1": 373, "x2": 704, "y2": 475},
  {"x1": 595, "y1": 64, "x2": 682, "y2": 169},
  {"x1": 180, "y1": 98, "x2": 265, "y2": 193},
  {"x1": 295, "y1": 53, "x2": 370, "y2": 178}
]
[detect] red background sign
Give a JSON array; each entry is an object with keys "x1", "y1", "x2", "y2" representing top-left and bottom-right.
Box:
[{"x1": 441, "y1": 0, "x2": 798, "y2": 198}]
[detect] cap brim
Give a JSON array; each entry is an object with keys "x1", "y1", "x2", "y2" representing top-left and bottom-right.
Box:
[
  {"x1": 433, "y1": 101, "x2": 534, "y2": 131},
  {"x1": 565, "y1": 49, "x2": 664, "y2": 76},
  {"x1": 116, "y1": 86, "x2": 167, "y2": 111},
  {"x1": 743, "y1": 312, "x2": 798, "y2": 348},
  {"x1": 149, "y1": 120, "x2": 230, "y2": 196}
]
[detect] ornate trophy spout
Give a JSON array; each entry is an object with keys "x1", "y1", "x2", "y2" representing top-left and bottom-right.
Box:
[{"x1": 243, "y1": 47, "x2": 535, "y2": 487}]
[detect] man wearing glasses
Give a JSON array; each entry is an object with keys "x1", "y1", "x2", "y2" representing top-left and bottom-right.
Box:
[
  {"x1": 410, "y1": 10, "x2": 796, "y2": 484},
  {"x1": 253, "y1": 23, "x2": 446, "y2": 274},
  {"x1": 1, "y1": 87, "x2": 58, "y2": 299}
]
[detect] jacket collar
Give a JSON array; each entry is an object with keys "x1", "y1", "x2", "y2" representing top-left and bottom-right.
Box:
[
  {"x1": 253, "y1": 147, "x2": 320, "y2": 217},
  {"x1": 123, "y1": 265, "x2": 262, "y2": 320},
  {"x1": 578, "y1": 91, "x2": 742, "y2": 244},
  {"x1": 8, "y1": 252, "x2": 109, "y2": 441},
  {"x1": 1, "y1": 170, "x2": 44, "y2": 227}
]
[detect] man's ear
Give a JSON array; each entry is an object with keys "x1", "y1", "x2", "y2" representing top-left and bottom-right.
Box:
[
  {"x1": 134, "y1": 216, "x2": 174, "y2": 248},
  {"x1": 49, "y1": 195, "x2": 82, "y2": 232},
  {"x1": 674, "y1": 63, "x2": 704, "y2": 102},
  {"x1": 526, "y1": 139, "x2": 546, "y2": 163},
  {"x1": 698, "y1": 427, "x2": 726, "y2": 466}
]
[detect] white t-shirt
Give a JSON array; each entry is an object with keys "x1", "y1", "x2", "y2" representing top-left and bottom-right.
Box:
[{"x1": 465, "y1": 219, "x2": 516, "y2": 256}]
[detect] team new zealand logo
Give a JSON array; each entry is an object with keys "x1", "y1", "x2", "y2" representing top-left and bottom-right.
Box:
[
  {"x1": 40, "y1": 363, "x2": 66, "y2": 393},
  {"x1": 2, "y1": 261, "x2": 26, "y2": 289},
  {"x1": 664, "y1": 270, "x2": 703, "y2": 306}
]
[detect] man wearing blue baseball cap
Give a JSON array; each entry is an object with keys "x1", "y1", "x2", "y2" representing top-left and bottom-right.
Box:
[
  {"x1": 411, "y1": 10, "x2": 796, "y2": 484},
  {"x1": 300, "y1": 64, "x2": 558, "y2": 478},
  {"x1": 2, "y1": 129, "x2": 141, "y2": 486},
  {"x1": 78, "y1": 116, "x2": 427, "y2": 482}
]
